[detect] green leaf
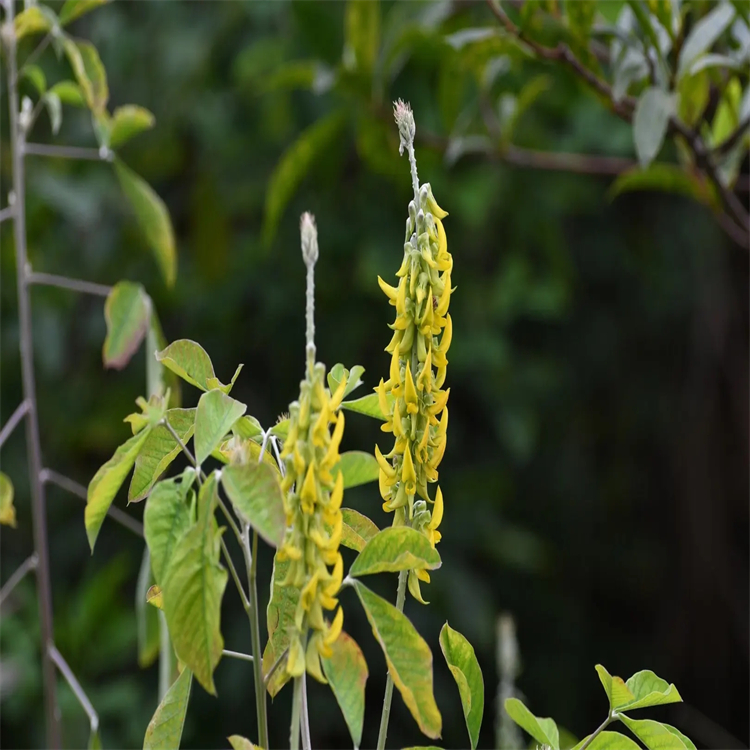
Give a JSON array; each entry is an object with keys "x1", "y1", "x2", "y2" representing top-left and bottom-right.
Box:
[
  {"x1": 262, "y1": 554, "x2": 298, "y2": 697},
  {"x1": 155, "y1": 340, "x2": 232, "y2": 393},
  {"x1": 661, "y1": 725, "x2": 697, "y2": 750},
  {"x1": 21, "y1": 65, "x2": 47, "y2": 94},
  {"x1": 15, "y1": 7, "x2": 54, "y2": 40},
  {"x1": 88, "y1": 728, "x2": 102, "y2": 750},
  {"x1": 49, "y1": 80, "x2": 86, "y2": 107},
  {"x1": 270, "y1": 419, "x2": 289, "y2": 440},
  {"x1": 332, "y1": 451, "x2": 379, "y2": 489},
  {"x1": 44, "y1": 92, "x2": 62, "y2": 135},
  {"x1": 340, "y1": 392, "x2": 391, "y2": 420},
  {"x1": 263, "y1": 109, "x2": 348, "y2": 245},
  {"x1": 221, "y1": 462, "x2": 285, "y2": 547},
  {"x1": 344, "y1": 0, "x2": 380, "y2": 74},
  {"x1": 677, "y1": 2, "x2": 736, "y2": 79},
  {"x1": 233, "y1": 415, "x2": 263, "y2": 440},
  {"x1": 86, "y1": 428, "x2": 151, "y2": 550},
  {"x1": 609, "y1": 163, "x2": 717, "y2": 208},
  {"x1": 620, "y1": 669, "x2": 682, "y2": 710},
  {"x1": 102, "y1": 281, "x2": 151, "y2": 370},
  {"x1": 352, "y1": 580, "x2": 441, "y2": 738},
  {"x1": 504, "y1": 698, "x2": 559, "y2": 750},
  {"x1": 677, "y1": 69, "x2": 710, "y2": 126},
  {"x1": 439, "y1": 623, "x2": 484, "y2": 750},
  {"x1": 350, "y1": 526, "x2": 441, "y2": 577},
  {"x1": 109, "y1": 105, "x2": 155, "y2": 149},
  {"x1": 144, "y1": 469, "x2": 195, "y2": 585},
  {"x1": 633, "y1": 87, "x2": 676, "y2": 167},
  {"x1": 321, "y1": 631, "x2": 368, "y2": 748},
  {"x1": 327, "y1": 363, "x2": 366, "y2": 399},
  {"x1": 136, "y1": 547, "x2": 160, "y2": 668},
  {"x1": 143, "y1": 667, "x2": 192, "y2": 750},
  {"x1": 162, "y1": 474, "x2": 227, "y2": 694},
  {"x1": 0, "y1": 472, "x2": 17, "y2": 528},
  {"x1": 595, "y1": 664, "x2": 636, "y2": 709},
  {"x1": 59, "y1": 0, "x2": 110, "y2": 26},
  {"x1": 572, "y1": 731, "x2": 643, "y2": 750},
  {"x1": 147, "y1": 314, "x2": 181, "y2": 407},
  {"x1": 340, "y1": 508, "x2": 379, "y2": 552},
  {"x1": 228, "y1": 737, "x2": 259, "y2": 750},
  {"x1": 63, "y1": 38, "x2": 108, "y2": 114},
  {"x1": 619, "y1": 716, "x2": 689, "y2": 750},
  {"x1": 114, "y1": 159, "x2": 176, "y2": 287},
  {"x1": 129, "y1": 409, "x2": 195, "y2": 502},
  {"x1": 194, "y1": 390, "x2": 247, "y2": 465}
]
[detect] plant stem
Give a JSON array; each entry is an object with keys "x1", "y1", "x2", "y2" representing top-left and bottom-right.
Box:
[
  {"x1": 290, "y1": 675, "x2": 303, "y2": 750},
  {"x1": 4, "y1": 4, "x2": 61, "y2": 743},
  {"x1": 0, "y1": 399, "x2": 30, "y2": 449},
  {"x1": 376, "y1": 569, "x2": 408, "y2": 750},
  {"x1": 48, "y1": 643, "x2": 99, "y2": 734},
  {"x1": 158, "y1": 612, "x2": 172, "y2": 700},
  {"x1": 28, "y1": 271, "x2": 112, "y2": 297},
  {"x1": 300, "y1": 674, "x2": 312, "y2": 750},
  {"x1": 24, "y1": 142, "x2": 108, "y2": 161},
  {"x1": 222, "y1": 649, "x2": 254, "y2": 663},
  {"x1": 578, "y1": 713, "x2": 614, "y2": 750},
  {"x1": 0, "y1": 552, "x2": 38, "y2": 606}
]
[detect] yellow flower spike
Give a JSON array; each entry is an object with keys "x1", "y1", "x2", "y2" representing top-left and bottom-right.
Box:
[
  {"x1": 404, "y1": 361, "x2": 418, "y2": 414},
  {"x1": 324, "y1": 606, "x2": 344, "y2": 647},
  {"x1": 300, "y1": 463, "x2": 318, "y2": 513},
  {"x1": 375, "y1": 444, "x2": 396, "y2": 478},
  {"x1": 429, "y1": 486, "x2": 444, "y2": 531},
  {"x1": 328, "y1": 471, "x2": 344, "y2": 514},
  {"x1": 378, "y1": 275, "x2": 399, "y2": 302},
  {"x1": 402, "y1": 441, "x2": 416, "y2": 488}
]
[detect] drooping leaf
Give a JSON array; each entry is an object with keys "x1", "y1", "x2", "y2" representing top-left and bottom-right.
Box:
[
  {"x1": 344, "y1": 0, "x2": 381, "y2": 75},
  {"x1": 155, "y1": 340, "x2": 228, "y2": 393},
  {"x1": 162, "y1": 474, "x2": 227, "y2": 694},
  {"x1": 620, "y1": 669, "x2": 682, "y2": 710},
  {"x1": 619, "y1": 715, "x2": 689, "y2": 750},
  {"x1": 633, "y1": 87, "x2": 676, "y2": 167},
  {"x1": 221, "y1": 462, "x2": 285, "y2": 548},
  {"x1": 262, "y1": 555, "x2": 298, "y2": 697},
  {"x1": 129, "y1": 409, "x2": 196, "y2": 502},
  {"x1": 263, "y1": 109, "x2": 348, "y2": 245},
  {"x1": 86, "y1": 428, "x2": 151, "y2": 550},
  {"x1": 340, "y1": 392, "x2": 391, "y2": 420},
  {"x1": 504, "y1": 698, "x2": 559, "y2": 750},
  {"x1": 595, "y1": 664, "x2": 636, "y2": 709},
  {"x1": 327, "y1": 363, "x2": 366, "y2": 399},
  {"x1": 677, "y1": 2, "x2": 736, "y2": 79},
  {"x1": 21, "y1": 65, "x2": 47, "y2": 94},
  {"x1": 15, "y1": 7, "x2": 53, "y2": 40},
  {"x1": 571, "y1": 731, "x2": 643, "y2": 750},
  {"x1": 350, "y1": 526, "x2": 441, "y2": 577},
  {"x1": 0, "y1": 472, "x2": 17, "y2": 528},
  {"x1": 194, "y1": 390, "x2": 247, "y2": 465},
  {"x1": 143, "y1": 667, "x2": 192, "y2": 750},
  {"x1": 136, "y1": 547, "x2": 160, "y2": 668},
  {"x1": 59, "y1": 0, "x2": 110, "y2": 26},
  {"x1": 609, "y1": 163, "x2": 717, "y2": 209},
  {"x1": 321, "y1": 631, "x2": 368, "y2": 748},
  {"x1": 49, "y1": 80, "x2": 85, "y2": 107},
  {"x1": 63, "y1": 38, "x2": 108, "y2": 114},
  {"x1": 114, "y1": 159, "x2": 176, "y2": 287},
  {"x1": 439, "y1": 623, "x2": 484, "y2": 750},
  {"x1": 340, "y1": 508, "x2": 379, "y2": 552},
  {"x1": 228, "y1": 737, "x2": 260, "y2": 750},
  {"x1": 144, "y1": 469, "x2": 195, "y2": 585},
  {"x1": 103, "y1": 281, "x2": 151, "y2": 370},
  {"x1": 109, "y1": 105, "x2": 155, "y2": 149},
  {"x1": 332, "y1": 451, "x2": 379, "y2": 489}
]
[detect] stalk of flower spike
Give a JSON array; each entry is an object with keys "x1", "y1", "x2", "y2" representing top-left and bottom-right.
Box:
[
  {"x1": 374, "y1": 101, "x2": 453, "y2": 603},
  {"x1": 277, "y1": 213, "x2": 347, "y2": 688}
]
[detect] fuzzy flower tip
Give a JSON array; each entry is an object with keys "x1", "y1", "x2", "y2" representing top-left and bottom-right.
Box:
[
  {"x1": 376, "y1": 175, "x2": 453, "y2": 602},
  {"x1": 277, "y1": 361, "x2": 350, "y2": 682}
]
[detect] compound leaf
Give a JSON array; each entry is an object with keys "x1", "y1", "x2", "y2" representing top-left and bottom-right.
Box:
[
  {"x1": 350, "y1": 526, "x2": 441, "y2": 577},
  {"x1": 194, "y1": 390, "x2": 247, "y2": 465}
]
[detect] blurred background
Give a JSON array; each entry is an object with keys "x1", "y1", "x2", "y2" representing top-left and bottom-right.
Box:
[{"x1": 1, "y1": 2, "x2": 748, "y2": 749}]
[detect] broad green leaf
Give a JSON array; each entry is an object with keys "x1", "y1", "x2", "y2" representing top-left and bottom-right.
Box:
[
  {"x1": 0, "y1": 472, "x2": 17, "y2": 528},
  {"x1": 633, "y1": 87, "x2": 676, "y2": 167},
  {"x1": 103, "y1": 281, "x2": 151, "y2": 370},
  {"x1": 327, "y1": 363, "x2": 366, "y2": 399},
  {"x1": 609, "y1": 164, "x2": 717, "y2": 208},
  {"x1": 353, "y1": 580, "x2": 441, "y2": 738},
  {"x1": 60, "y1": 0, "x2": 109, "y2": 26},
  {"x1": 661, "y1": 725, "x2": 697, "y2": 750},
  {"x1": 136, "y1": 547, "x2": 160, "y2": 668},
  {"x1": 143, "y1": 667, "x2": 192, "y2": 750},
  {"x1": 344, "y1": 0, "x2": 380, "y2": 74},
  {"x1": 595, "y1": 664, "x2": 635, "y2": 709},
  {"x1": 144, "y1": 469, "x2": 195, "y2": 585},
  {"x1": 340, "y1": 392, "x2": 391, "y2": 420},
  {"x1": 86, "y1": 428, "x2": 151, "y2": 550},
  {"x1": 263, "y1": 109, "x2": 347, "y2": 245},
  {"x1": 162, "y1": 474, "x2": 227, "y2": 694},
  {"x1": 129, "y1": 409, "x2": 196, "y2": 502},
  {"x1": 340, "y1": 508, "x2": 379, "y2": 552},
  {"x1": 194, "y1": 390, "x2": 247, "y2": 465},
  {"x1": 439, "y1": 623, "x2": 483, "y2": 750},
  {"x1": 114, "y1": 159, "x2": 176, "y2": 287},
  {"x1": 350, "y1": 526, "x2": 441, "y2": 577},
  {"x1": 221, "y1": 462, "x2": 285, "y2": 547},
  {"x1": 262, "y1": 555, "x2": 298, "y2": 697},
  {"x1": 233, "y1": 415, "x2": 263, "y2": 440},
  {"x1": 332, "y1": 451, "x2": 379, "y2": 489},
  {"x1": 677, "y1": 2, "x2": 736, "y2": 79},
  {"x1": 620, "y1": 669, "x2": 682, "y2": 710},
  {"x1": 619, "y1": 715, "x2": 689, "y2": 750},
  {"x1": 146, "y1": 314, "x2": 181, "y2": 407},
  {"x1": 228, "y1": 737, "x2": 259, "y2": 750},
  {"x1": 15, "y1": 7, "x2": 53, "y2": 39},
  {"x1": 63, "y1": 38, "x2": 108, "y2": 114},
  {"x1": 109, "y1": 105, "x2": 155, "y2": 149},
  {"x1": 21, "y1": 65, "x2": 46, "y2": 94},
  {"x1": 155, "y1": 340, "x2": 237, "y2": 393},
  {"x1": 571, "y1": 731, "x2": 643, "y2": 750},
  {"x1": 321, "y1": 631, "x2": 368, "y2": 748},
  {"x1": 504, "y1": 698, "x2": 559, "y2": 750},
  {"x1": 49, "y1": 80, "x2": 85, "y2": 107}
]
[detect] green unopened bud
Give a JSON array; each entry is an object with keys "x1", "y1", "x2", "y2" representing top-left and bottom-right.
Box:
[
  {"x1": 393, "y1": 99, "x2": 416, "y2": 156},
  {"x1": 300, "y1": 212, "x2": 318, "y2": 267}
]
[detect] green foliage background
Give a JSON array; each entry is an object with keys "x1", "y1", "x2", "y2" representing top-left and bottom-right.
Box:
[{"x1": 1, "y1": 2, "x2": 747, "y2": 748}]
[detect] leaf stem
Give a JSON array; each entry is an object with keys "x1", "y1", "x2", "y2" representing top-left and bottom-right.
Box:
[
  {"x1": 222, "y1": 649, "x2": 254, "y2": 663},
  {"x1": 290, "y1": 675, "x2": 303, "y2": 750},
  {"x1": 48, "y1": 643, "x2": 99, "y2": 735},
  {"x1": 0, "y1": 552, "x2": 38, "y2": 606},
  {"x1": 578, "y1": 712, "x2": 615, "y2": 750},
  {"x1": 301, "y1": 674, "x2": 312, "y2": 750},
  {"x1": 23, "y1": 142, "x2": 110, "y2": 161},
  {"x1": 27, "y1": 271, "x2": 112, "y2": 297},
  {"x1": 0, "y1": 399, "x2": 30, "y2": 450}
]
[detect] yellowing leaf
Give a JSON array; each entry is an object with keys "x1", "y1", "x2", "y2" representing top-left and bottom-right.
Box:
[
  {"x1": 504, "y1": 698, "x2": 559, "y2": 750},
  {"x1": 143, "y1": 667, "x2": 192, "y2": 750},
  {"x1": 109, "y1": 105, "x2": 155, "y2": 149},
  {"x1": 595, "y1": 664, "x2": 635, "y2": 709},
  {"x1": 146, "y1": 584, "x2": 163, "y2": 610},
  {"x1": 15, "y1": 7, "x2": 53, "y2": 40},
  {"x1": 619, "y1": 715, "x2": 689, "y2": 750},
  {"x1": 340, "y1": 508, "x2": 379, "y2": 552},
  {"x1": 194, "y1": 390, "x2": 247, "y2": 466},
  {"x1": 332, "y1": 451, "x2": 379, "y2": 489},
  {"x1": 228, "y1": 736, "x2": 259, "y2": 750},
  {"x1": 0, "y1": 472, "x2": 17, "y2": 528},
  {"x1": 263, "y1": 555, "x2": 298, "y2": 697},
  {"x1": 63, "y1": 38, "x2": 108, "y2": 114},
  {"x1": 352, "y1": 580, "x2": 441, "y2": 738},
  {"x1": 103, "y1": 281, "x2": 151, "y2": 370},
  {"x1": 156, "y1": 340, "x2": 227, "y2": 392},
  {"x1": 114, "y1": 159, "x2": 176, "y2": 287},
  {"x1": 350, "y1": 526, "x2": 441, "y2": 577}
]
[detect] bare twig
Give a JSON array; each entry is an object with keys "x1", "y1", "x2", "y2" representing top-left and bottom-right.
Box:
[
  {"x1": 222, "y1": 649, "x2": 254, "y2": 663},
  {"x1": 0, "y1": 399, "x2": 30, "y2": 450},
  {"x1": 28, "y1": 272, "x2": 112, "y2": 298},
  {"x1": 18, "y1": 32, "x2": 52, "y2": 77},
  {"x1": 48, "y1": 644, "x2": 99, "y2": 734},
  {"x1": 23, "y1": 143, "x2": 110, "y2": 161},
  {"x1": 0, "y1": 553, "x2": 38, "y2": 607}
]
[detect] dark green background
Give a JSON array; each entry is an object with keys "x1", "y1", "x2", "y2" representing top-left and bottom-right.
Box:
[{"x1": 1, "y1": 2, "x2": 747, "y2": 749}]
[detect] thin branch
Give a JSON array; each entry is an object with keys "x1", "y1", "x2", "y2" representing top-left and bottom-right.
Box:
[
  {"x1": 263, "y1": 645, "x2": 289, "y2": 686},
  {"x1": 216, "y1": 494, "x2": 244, "y2": 547},
  {"x1": 0, "y1": 399, "x2": 31, "y2": 450},
  {"x1": 222, "y1": 649, "x2": 254, "y2": 663},
  {"x1": 0, "y1": 206, "x2": 15, "y2": 223},
  {"x1": 220, "y1": 535, "x2": 251, "y2": 612},
  {"x1": 23, "y1": 143, "x2": 110, "y2": 162},
  {"x1": 28, "y1": 272, "x2": 112, "y2": 298},
  {"x1": 300, "y1": 674, "x2": 312, "y2": 750},
  {"x1": 712, "y1": 115, "x2": 750, "y2": 158},
  {"x1": 19, "y1": 32, "x2": 52, "y2": 77},
  {"x1": 48, "y1": 644, "x2": 99, "y2": 734},
  {"x1": 162, "y1": 420, "x2": 200, "y2": 472},
  {"x1": 0, "y1": 553, "x2": 38, "y2": 607},
  {"x1": 41, "y1": 468, "x2": 144, "y2": 538}
]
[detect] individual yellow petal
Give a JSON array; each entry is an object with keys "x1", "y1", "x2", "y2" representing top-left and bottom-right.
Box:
[
  {"x1": 312, "y1": 404, "x2": 330, "y2": 447},
  {"x1": 324, "y1": 606, "x2": 344, "y2": 646},
  {"x1": 435, "y1": 217, "x2": 447, "y2": 257},
  {"x1": 404, "y1": 361, "x2": 418, "y2": 414},
  {"x1": 429, "y1": 387, "x2": 450, "y2": 416},
  {"x1": 300, "y1": 572, "x2": 319, "y2": 611},
  {"x1": 438, "y1": 313, "x2": 452, "y2": 355},
  {"x1": 287, "y1": 636, "x2": 306, "y2": 677},
  {"x1": 329, "y1": 376, "x2": 348, "y2": 412},
  {"x1": 416, "y1": 349, "x2": 432, "y2": 392},
  {"x1": 375, "y1": 444, "x2": 396, "y2": 478},
  {"x1": 416, "y1": 569, "x2": 431, "y2": 583},
  {"x1": 379, "y1": 468, "x2": 393, "y2": 500},
  {"x1": 325, "y1": 553, "x2": 343, "y2": 596},
  {"x1": 328, "y1": 470, "x2": 344, "y2": 513},
  {"x1": 375, "y1": 379, "x2": 392, "y2": 420},
  {"x1": 300, "y1": 463, "x2": 318, "y2": 511},
  {"x1": 435, "y1": 364, "x2": 447, "y2": 389},
  {"x1": 395, "y1": 276, "x2": 407, "y2": 315},
  {"x1": 378, "y1": 275, "x2": 399, "y2": 302},
  {"x1": 429, "y1": 486, "x2": 443, "y2": 530},
  {"x1": 322, "y1": 411, "x2": 345, "y2": 467},
  {"x1": 306, "y1": 637, "x2": 328, "y2": 684},
  {"x1": 408, "y1": 569, "x2": 429, "y2": 604},
  {"x1": 389, "y1": 350, "x2": 401, "y2": 386},
  {"x1": 424, "y1": 184, "x2": 448, "y2": 219},
  {"x1": 435, "y1": 273, "x2": 452, "y2": 317},
  {"x1": 385, "y1": 328, "x2": 402, "y2": 354},
  {"x1": 402, "y1": 441, "x2": 416, "y2": 487},
  {"x1": 327, "y1": 511, "x2": 342, "y2": 550}
]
